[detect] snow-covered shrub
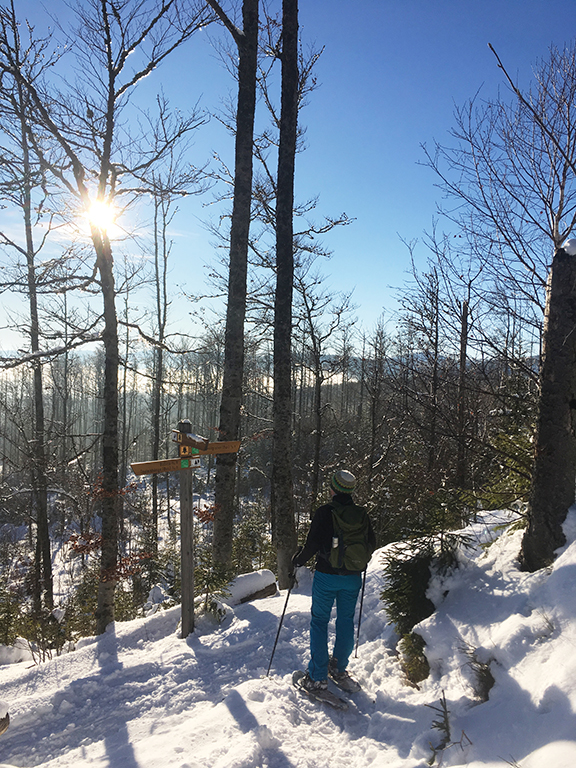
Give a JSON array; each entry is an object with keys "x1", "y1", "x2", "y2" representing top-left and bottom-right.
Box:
[
  {"x1": 155, "y1": 535, "x2": 182, "y2": 603},
  {"x1": 196, "y1": 596, "x2": 228, "y2": 625},
  {"x1": 231, "y1": 502, "x2": 275, "y2": 574},
  {"x1": 381, "y1": 547, "x2": 436, "y2": 637},
  {"x1": 0, "y1": 586, "x2": 20, "y2": 647},
  {"x1": 399, "y1": 631, "x2": 430, "y2": 686},
  {"x1": 143, "y1": 584, "x2": 177, "y2": 616},
  {"x1": 476, "y1": 428, "x2": 532, "y2": 513},
  {"x1": 426, "y1": 691, "x2": 452, "y2": 763},
  {"x1": 17, "y1": 608, "x2": 72, "y2": 663},
  {"x1": 63, "y1": 562, "x2": 139, "y2": 639},
  {"x1": 381, "y1": 533, "x2": 465, "y2": 638},
  {"x1": 194, "y1": 546, "x2": 233, "y2": 615},
  {"x1": 0, "y1": 582, "x2": 73, "y2": 663},
  {"x1": 376, "y1": 450, "x2": 475, "y2": 544},
  {"x1": 461, "y1": 643, "x2": 495, "y2": 702}
]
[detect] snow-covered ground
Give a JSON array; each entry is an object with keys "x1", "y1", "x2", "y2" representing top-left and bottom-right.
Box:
[{"x1": 2, "y1": 509, "x2": 576, "y2": 768}]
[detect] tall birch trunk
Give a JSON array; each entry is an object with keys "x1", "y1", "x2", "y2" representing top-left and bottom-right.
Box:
[
  {"x1": 272, "y1": 0, "x2": 298, "y2": 588},
  {"x1": 210, "y1": 0, "x2": 259, "y2": 566},
  {"x1": 94, "y1": 230, "x2": 120, "y2": 634}
]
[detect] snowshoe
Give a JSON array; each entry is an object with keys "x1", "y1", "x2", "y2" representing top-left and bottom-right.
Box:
[
  {"x1": 328, "y1": 659, "x2": 361, "y2": 693},
  {"x1": 292, "y1": 670, "x2": 348, "y2": 710}
]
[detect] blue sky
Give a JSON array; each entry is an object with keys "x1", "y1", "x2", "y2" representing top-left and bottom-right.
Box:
[
  {"x1": 287, "y1": 0, "x2": 576, "y2": 328},
  {"x1": 5, "y1": 0, "x2": 576, "y2": 342},
  {"x1": 167, "y1": 0, "x2": 576, "y2": 333}
]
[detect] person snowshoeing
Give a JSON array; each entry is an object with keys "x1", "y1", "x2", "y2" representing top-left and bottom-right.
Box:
[{"x1": 292, "y1": 469, "x2": 376, "y2": 693}]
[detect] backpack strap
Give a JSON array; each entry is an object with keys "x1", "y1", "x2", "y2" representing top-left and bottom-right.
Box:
[{"x1": 315, "y1": 501, "x2": 344, "y2": 567}]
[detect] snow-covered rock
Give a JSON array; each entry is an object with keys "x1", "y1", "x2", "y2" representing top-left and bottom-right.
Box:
[{"x1": 227, "y1": 569, "x2": 277, "y2": 604}]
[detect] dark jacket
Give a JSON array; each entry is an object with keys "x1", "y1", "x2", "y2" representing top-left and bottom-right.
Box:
[{"x1": 293, "y1": 493, "x2": 376, "y2": 575}]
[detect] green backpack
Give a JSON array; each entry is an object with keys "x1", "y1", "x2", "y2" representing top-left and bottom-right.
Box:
[{"x1": 328, "y1": 500, "x2": 374, "y2": 572}]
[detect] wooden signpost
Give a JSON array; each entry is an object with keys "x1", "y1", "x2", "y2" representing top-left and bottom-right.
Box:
[{"x1": 130, "y1": 421, "x2": 240, "y2": 638}]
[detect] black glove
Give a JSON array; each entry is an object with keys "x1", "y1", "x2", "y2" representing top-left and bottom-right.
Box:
[{"x1": 291, "y1": 545, "x2": 303, "y2": 571}]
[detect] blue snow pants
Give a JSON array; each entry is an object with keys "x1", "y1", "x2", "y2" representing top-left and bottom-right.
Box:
[{"x1": 308, "y1": 570, "x2": 362, "y2": 682}]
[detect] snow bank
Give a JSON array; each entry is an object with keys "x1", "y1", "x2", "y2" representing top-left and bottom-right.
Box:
[
  {"x1": 0, "y1": 638, "x2": 33, "y2": 666},
  {"x1": 416, "y1": 508, "x2": 576, "y2": 767},
  {"x1": 1, "y1": 510, "x2": 576, "y2": 767}
]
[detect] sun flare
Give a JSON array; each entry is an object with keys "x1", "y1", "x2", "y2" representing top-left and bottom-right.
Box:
[{"x1": 87, "y1": 200, "x2": 117, "y2": 233}]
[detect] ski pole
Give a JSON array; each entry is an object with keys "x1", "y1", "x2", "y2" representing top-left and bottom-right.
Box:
[
  {"x1": 266, "y1": 572, "x2": 295, "y2": 676},
  {"x1": 354, "y1": 567, "x2": 367, "y2": 658}
]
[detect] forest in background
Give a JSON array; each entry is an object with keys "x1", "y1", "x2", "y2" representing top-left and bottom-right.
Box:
[{"x1": 0, "y1": 261, "x2": 539, "y2": 642}]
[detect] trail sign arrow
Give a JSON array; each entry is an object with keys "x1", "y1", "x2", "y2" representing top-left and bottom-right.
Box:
[
  {"x1": 195, "y1": 440, "x2": 241, "y2": 456},
  {"x1": 130, "y1": 441, "x2": 240, "y2": 476}
]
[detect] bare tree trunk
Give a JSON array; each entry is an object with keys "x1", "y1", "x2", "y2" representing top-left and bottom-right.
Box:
[
  {"x1": 118, "y1": 292, "x2": 131, "y2": 543},
  {"x1": 28, "y1": 225, "x2": 52, "y2": 614},
  {"x1": 59, "y1": 294, "x2": 71, "y2": 473},
  {"x1": 150, "y1": 183, "x2": 171, "y2": 570},
  {"x1": 427, "y1": 270, "x2": 440, "y2": 474},
  {"x1": 12, "y1": 36, "x2": 53, "y2": 612},
  {"x1": 151, "y1": 345, "x2": 163, "y2": 562},
  {"x1": 367, "y1": 326, "x2": 384, "y2": 495},
  {"x1": 521, "y1": 244, "x2": 576, "y2": 570},
  {"x1": 95, "y1": 231, "x2": 120, "y2": 634},
  {"x1": 310, "y1": 366, "x2": 323, "y2": 510},
  {"x1": 209, "y1": 0, "x2": 259, "y2": 566},
  {"x1": 455, "y1": 299, "x2": 469, "y2": 489},
  {"x1": 272, "y1": 0, "x2": 298, "y2": 589}
]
